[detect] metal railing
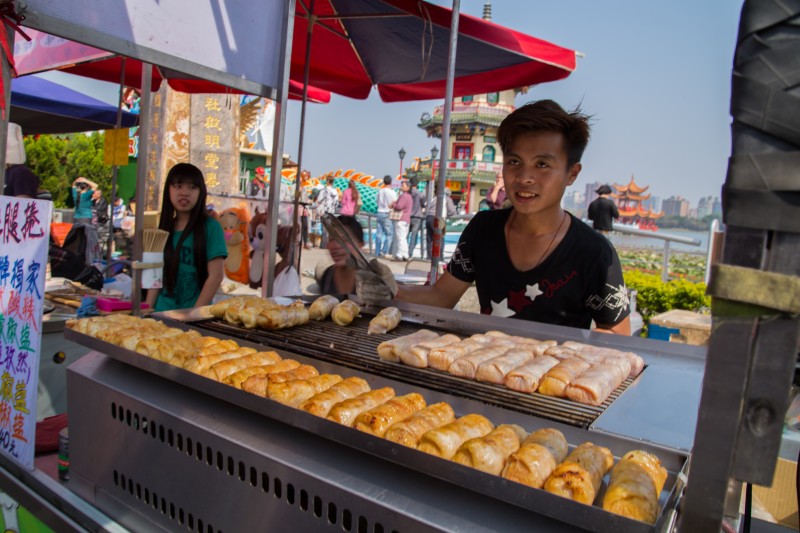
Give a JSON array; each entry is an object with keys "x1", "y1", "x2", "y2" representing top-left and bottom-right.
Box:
[{"x1": 611, "y1": 223, "x2": 703, "y2": 282}]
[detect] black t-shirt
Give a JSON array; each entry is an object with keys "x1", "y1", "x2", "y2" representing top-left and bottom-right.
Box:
[
  {"x1": 447, "y1": 209, "x2": 630, "y2": 329},
  {"x1": 587, "y1": 197, "x2": 619, "y2": 231}
]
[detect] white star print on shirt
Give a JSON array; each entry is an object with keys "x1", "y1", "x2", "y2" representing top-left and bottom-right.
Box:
[
  {"x1": 526, "y1": 283, "x2": 543, "y2": 302},
  {"x1": 490, "y1": 298, "x2": 516, "y2": 317}
]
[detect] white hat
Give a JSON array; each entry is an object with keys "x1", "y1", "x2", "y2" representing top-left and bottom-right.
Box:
[{"x1": 6, "y1": 123, "x2": 26, "y2": 165}]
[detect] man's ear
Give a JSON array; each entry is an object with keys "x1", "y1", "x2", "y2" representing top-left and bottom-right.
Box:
[{"x1": 567, "y1": 163, "x2": 582, "y2": 185}]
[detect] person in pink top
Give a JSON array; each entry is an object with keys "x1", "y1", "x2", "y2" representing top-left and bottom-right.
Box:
[
  {"x1": 340, "y1": 180, "x2": 361, "y2": 216},
  {"x1": 390, "y1": 180, "x2": 413, "y2": 261}
]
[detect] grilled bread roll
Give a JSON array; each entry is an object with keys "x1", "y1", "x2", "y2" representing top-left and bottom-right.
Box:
[
  {"x1": 367, "y1": 307, "x2": 402, "y2": 335},
  {"x1": 226, "y1": 359, "x2": 301, "y2": 389},
  {"x1": 308, "y1": 295, "x2": 339, "y2": 321},
  {"x1": 197, "y1": 339, "x2": 240, "y2": 356},
  {"x1": 327, "y1": 387, "x2": 396, "y2": 427},
  {"x1": 267, "y1": 374, "x2": 343, "y2": 407},
  {"x1": 299, "y1": 377, "x2": 371, "y2": 417},
  {"x1": 224, "y1": 297, "x2": 275, "y2": 325},
  {"x1": 428, "y1": 338, "x2": 485, "y2": 371},
  {"x1": 475, "y1": 349, "x2": 536, "y2": 384},
  {"x1": 502, "y1": 428, "x2": 568, "y2": 488},
  {"x1": 384, "y1": 402, "x2": 456, "y2": 448},
  {"x1": 331, "y1": 300, "x2": 361, "y2": 326},
  {"x1": 453, "y1": 424, "x2": 527, "y2": 475},
  {"x1": 544, "y1": 442, "x2": 615, "y2": 504},
  {"x1": 209, "y1": 296, "x2": 264, "y2": 319},
  {"x1": 448, "y1": 344, "x2": 515, "y2": 379},
  {"x1": 206, "y1": 351, "x2": 282, "y2": 381},
  {"x1": 183, "y1": 347, "x2": 257, "y2": 375},
  {"x1": 239, "y1": 301, "x2": 281, "y2": 329},
  {"x1": 417, "y1": 414, "x2": 494, "y2": 460},
  {"x1": 565, "y1": 360, "x2": 631, "y2": 406},
  {"x1": 377, "y1": 330, "x2": 439, "y2": 362},
  {"x1": 257, "y1": 302, "x2": 310, "y2": 330},
  {"x1": 603, "y1": 450, "x2": 668, "y2": 524},
  {"x1": 354, "y1": 392, "x2": 426, "y2": 437},
  {"x1": 241, "y1": 364, "x2": 319, "y2": 396},
  {"x1": 398, "y1": 334, "x2": 462, "y2": 368},
  {"x1": 537, "y1": 358, "x2": 592, "y2": 397},
  {"x1": 503, "y1": 355, "x2": 560, "y2": 393}
]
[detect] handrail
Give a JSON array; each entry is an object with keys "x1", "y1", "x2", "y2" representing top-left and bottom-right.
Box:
[{"x1": 611, "y1": 223, "x2": 702, "y2": 246}]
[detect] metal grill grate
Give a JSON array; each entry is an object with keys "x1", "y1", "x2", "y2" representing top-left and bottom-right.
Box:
[{"x1": 195, "y1": 316, "x2": 637, "y2": 428}]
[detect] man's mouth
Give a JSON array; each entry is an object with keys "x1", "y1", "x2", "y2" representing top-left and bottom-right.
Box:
[{"x1": 516, "y1": 191, "x2": 538, "y2": 199}]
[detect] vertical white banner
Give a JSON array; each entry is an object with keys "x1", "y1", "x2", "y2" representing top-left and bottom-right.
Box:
[{"x1": 0, "y1": 196, "x2": 52, "y2": 470}]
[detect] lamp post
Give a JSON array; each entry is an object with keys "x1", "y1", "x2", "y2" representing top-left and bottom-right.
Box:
[
  {"x1": 427, "y1": 144, "x2": 440, "y2": 260},
  {"x1": 465, "y1": 156, "x2": 475, "y2": 213},
  {"x1": 398, "y1": 147, "x2": 406, "y2": 177}
]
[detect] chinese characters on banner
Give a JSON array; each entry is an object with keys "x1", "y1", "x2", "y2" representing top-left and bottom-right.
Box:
[
  {"x1": 190, "y1": 94, "x2": 237, "y2": 196},
  {"x1": 0, "y1": 196, "x2": 52, "y2": 470}
]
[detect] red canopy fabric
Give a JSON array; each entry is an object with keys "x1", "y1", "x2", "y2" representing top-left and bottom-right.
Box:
[{"x1": 293, "y1": 0, "x2": 577, "y2": 102}]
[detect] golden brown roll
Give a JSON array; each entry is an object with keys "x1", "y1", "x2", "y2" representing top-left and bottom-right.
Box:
[
  {"x1": 398, "y1": 334, "x2": 462, "y2": 368},
  {"x1": 299, "y1": 377, "x2": 371, "y2": 417},
  {"x1": 475, "y1": 349, "x2": 536, "y2": 384},
  {"x1": 502, "y1": 428, "x2": 569, "y2": 488},
  {"x1": 241, "y1": 364, "x2": 319, "y2": 396},
  {"x1": 384, "y1": 402, "x2": 456, "y2": 448},
  {"x1": 308, "y1": 295, "x2": 339, "y2": 321},
  {"x1": 448, "y1": 344, "x2": 514, "y2": 379},
  {"x1": 226, "y1": 359, "x2": 301, "y2": 389},
  {"x1": 417, "y1": 414, "x2": 495, "y2": 460},
  {"x1": 565, "y1": 361, "x2": 630, "y2": 406},
  {"x1": 537, "y1": 358, "x2": 592, "y2": 397},
  {"x1": 206, "y1": 351, "x2": 282, "y2": 381},
  {"x1": 197, "y1": 339, "x2": 240, "y2": 356},
  {"x1": 223, "y1": 297, "x2": 274, "y2": 325},
  {"x1": 331, "y1": 300, "x2": 361, "y2": 326},
  {"x1": 377, "y1": 330, "x2": 439, "y2": 362},
  {"x1": 354, "y1": 392, "x2": 426, "y2": 437},
  {"x1": 327, "y1": 387, "x2": 396, "y2": 427},
  {"x1": 503, "y1": 355, "x2": 560, "y2": 393},
  {"x1": 239, "y1": 301, "x2": 281, "y2": 329},
  {"x1": 603, "y1": 450, "x2": 668, "y2": 524},
  {"x1": 267, "y1": 374, "x2": 343, "y2": 407},
  {"x1": 544, "y1": 442, "x2": 614, "y2": 504},
  {"x1": 453, "y1": 424, "x2": 527, "y2": 475},
  {"x1": 428, "y1": 338, "x2": 485, "y2": 371},
  {"x1": 367, "y1": 307, "x2": 402, "y2": 335},
  {"x1": 209, "y1": 296, "x2": 264, "y2": 319},
  {"x1": 257, "y1": 302, "x2": 310, "y2": 330},
  {"x1": 183, "y1": 347, "x2": 257, "y2": 375},
  {"x1": 563, "y1": 341, "x2": 645, "y2": 377}
]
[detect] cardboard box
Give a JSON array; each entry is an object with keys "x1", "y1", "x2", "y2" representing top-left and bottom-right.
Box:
[
  {"x1": 753, "y1": 458, "x2": 799, "y2": 529},
  {"x1": 649, "y1": 310, "x2": 711, "y2": 346}
]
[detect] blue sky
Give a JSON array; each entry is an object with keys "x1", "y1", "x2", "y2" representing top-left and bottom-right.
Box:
[{"x1": 283, "y1": 1, "x2": 744, "y2": 205}]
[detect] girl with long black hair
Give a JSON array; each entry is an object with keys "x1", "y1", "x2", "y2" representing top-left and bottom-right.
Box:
[{"x1": 146, "y1": 163, "x2": 227, "y2": 311}]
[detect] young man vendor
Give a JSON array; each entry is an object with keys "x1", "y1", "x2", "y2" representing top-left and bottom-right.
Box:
[{"x1": 357, "y1": 100, "x2": 631, "y2": 335}]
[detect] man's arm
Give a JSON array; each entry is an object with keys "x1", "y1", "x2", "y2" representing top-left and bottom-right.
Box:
[
  {"x1": 594, "y1": 315, "x2": 631, "y2": 336},
  {"x1": 396, "y1": 271, "x2": 471, "y2": 309}
]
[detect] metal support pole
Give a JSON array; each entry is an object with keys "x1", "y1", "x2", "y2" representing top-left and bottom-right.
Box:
[
  {"x1": 130, "y1": 63, "x2": 152, "y2": 316},
  {"x1": 106, "y1": 58, "x2": 127, "y2": 265},
  {"x1": 661, "y1": 240, "x2": 670, "y2": 282},
  {"x1": 0, "y1": 22, "x2": 14, "y2": 189}
]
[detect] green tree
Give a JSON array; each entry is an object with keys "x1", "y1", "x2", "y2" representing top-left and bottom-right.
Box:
[
  {"x1": 65, "y1": 132, "x2": 112, "y2": 194},
  {"x1": 24, "y1": 135, "x2": 68, "y2": 206}
]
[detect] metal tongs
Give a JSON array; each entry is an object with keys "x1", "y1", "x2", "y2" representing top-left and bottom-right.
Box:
[{"x1": 321, "y1": 213, "x2": 371, "y2": 271}]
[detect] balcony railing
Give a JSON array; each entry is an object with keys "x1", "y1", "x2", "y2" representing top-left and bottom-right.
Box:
[{"x1": 433, "y1": 102, "x2": 515, "y2": 116}]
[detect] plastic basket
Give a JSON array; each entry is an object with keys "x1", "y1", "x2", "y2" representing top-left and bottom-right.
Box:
[{"x1": 50, "y1": 222, "x2": 73, "y2": 247}]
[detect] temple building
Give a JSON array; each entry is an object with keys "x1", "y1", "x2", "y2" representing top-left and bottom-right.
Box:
[{"x1": 611, "y1": 176, "x2": 664, "y2": 230}]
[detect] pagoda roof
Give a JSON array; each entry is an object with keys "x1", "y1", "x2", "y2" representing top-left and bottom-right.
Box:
[
  {"x1": 612, "y1": 192, "x2": 651, "y2": 201},
  {"x1": 419, "y1": 112, "x2": 505, "y2": 130},
  {"x1": 613, "y1": 175, "x2": 650, "y2": 194}
]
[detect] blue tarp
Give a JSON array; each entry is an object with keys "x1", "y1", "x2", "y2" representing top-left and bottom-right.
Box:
[{"x1": 10, "y1": 75, "x2": 138, "y2": 134}]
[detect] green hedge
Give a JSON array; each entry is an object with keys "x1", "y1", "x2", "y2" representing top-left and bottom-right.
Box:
[{"x1": 624, "y1": 271, "x2": 710, "y2": 335}]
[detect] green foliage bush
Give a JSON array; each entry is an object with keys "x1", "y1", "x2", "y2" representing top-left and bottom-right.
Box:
[{"x1": 624, "y1": 271, "x2": 710, "y2": 334}]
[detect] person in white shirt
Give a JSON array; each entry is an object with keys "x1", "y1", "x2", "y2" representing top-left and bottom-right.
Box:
[
  {"x1": 375, "y1": 175, "x2": 398, "y2": 257},
  {"x1": 314, "y1": 176, "x2": 340, "y2": 247}
]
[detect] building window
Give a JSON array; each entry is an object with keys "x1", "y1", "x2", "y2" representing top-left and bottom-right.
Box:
[
  {"x1": 452, "y1": 143, "x2": 473, "y2": 160},
  {"x1": 487, "y1": 92, "x2": 499, "y2": 104},
  {"x1": 483, "y1": 135, "x2": 496, "y2": 143},
  {"x1": 482, "y1": 146, "x2": 496, "y2": 162},
  {"x1": 461, "y1": 95, "x2": 473, "y2": 104}
]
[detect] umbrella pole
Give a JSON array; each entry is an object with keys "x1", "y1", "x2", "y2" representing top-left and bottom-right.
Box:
[
  {"x1": 107, "y1": 57, "x2": 127, "y2": 266},
  {"x1": 0, "y1": 23, "x2": 14, "y2": 190},
  {"x1": 130, "y1": 63, "x2": 152, "y2": 316},
  {"x1": 430, "y1": 0, "x2": 461, "y2": 283}
]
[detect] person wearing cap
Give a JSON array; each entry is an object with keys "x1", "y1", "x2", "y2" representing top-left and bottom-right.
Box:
[
  {"x1": 250, "y1": 167, "x2": 267, "y2": 197},
  {"x1": 587, "y1": 184, "x2": 619, "y2": 234}
]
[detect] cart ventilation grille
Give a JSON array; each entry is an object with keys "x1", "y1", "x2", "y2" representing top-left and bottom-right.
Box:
[
  {"x1": 109, "y1": 401, "x2": 398, "y2": 533},
  {"x1": 196, "y1": 317, "x2": 637, "y2": 428}
]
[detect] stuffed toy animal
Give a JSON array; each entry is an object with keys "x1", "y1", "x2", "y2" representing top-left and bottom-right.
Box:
[
  {"x1": 249, "y1": 210, "x2": 269, "y2": 289},
  {"x1": 219, "y1": 207, "x2": 250, "y2": 284}
]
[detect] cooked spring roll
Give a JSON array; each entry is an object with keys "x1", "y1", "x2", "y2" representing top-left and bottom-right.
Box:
[
  {"x1": 241, "y1": 364, "x2": 319, "y2": 397},
  {"x1": 398, "y1": 334, "x2": 462, "y2": 368},
  {"x1": 384, "y1": 402, "x2": 456, "y2": 448},
  {"x1": 428, "y1": 339, "x2": 485, "y2": 371},
  {"x1": 183, "y1": 347, "x2": 257, "y2": 375},
  {"x1": 308, "y1": 295, "x2": 339, "y2": 321},
  {"x1": 225, "y1": 359, "x2": 301, "y2": 388},
  {"x1": 453, "y1": 424, "x2": 527, "y2": 475},
  {"x1": 197, "y1": 339, "x2": 240, "y2": 356},
  {"x1": 257, "y1": 303, "x2": 310, "y2": 330},
  {"x1": 368, "y1": 307, "x2": 402, "y2": 335},
  {"x1": 209, "y1": 296, "x2": 263, "y2": 318},
  {"x1": 299, "y1": 377, "x2": 371, "y2": 417},
  {"x1": 417, "y1": 414, "x2": 495, "y2": 460},
  {"x1": 562, "y1": 341, "x2": 645, "y2": 378},
  {"x1": 377, "y1": 330, "x2": 440, "y2": 362},
  {"x1": 449, "y1": 344, "x2": 516, "y2": 379},
  {"x1": 502, "y1": 428, "x2": 569, "y2": 488},
  {"x1": 206, "y1": 351, "x2": 282, "y2": 381},
  {"x1": 239, "y1": 302, "x2": 281, "y2": 329},
  {"x1": 603, "y1": 450, "x2": 668, "y2": 524},
  {"x1": 503, "y1": 355, "x2": 560, "y2": 393},
  {"x1": 330, "y1": 300, "x2": 360, "y2": 326},
  {"x1": 224, "y1": 297, "x2": 274, "y2": 325},
  {"x1": 537, "y1": 358, "x2": 592, "y2": 397},
  {"x1": 354, "y1": 392, "x2": 426, "y2": 437},
  {"x1": 544, "y1": 442, "x2": 614, "y2": 505},
  {"x1": 267, "y1": 374, "x2": 343, "y2": 407},
  {"x1": 565, "y1": 360, "x2": 631, "y2": 406},
  {"x1": 544, "y1": 346, "x2": 581, "y2": 360},
  {"x1": 475, "y1": 349, "x2": 536, "y2": 384},
  {"x1": 327, "y1": 387, "x2": 396, "y2": 427}
]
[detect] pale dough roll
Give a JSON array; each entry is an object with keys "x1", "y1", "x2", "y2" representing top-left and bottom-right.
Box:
[
  {"x1": 475, "y1": 349, "x2": 536, "y2": 384},
  {"x1": 565, "y1": 360, "x2": 630, "y2": 406},
  {"x1": 299, "y1": 377, "x2": 371, "y2": 417},
  {"x1": 537, "y1": 358, "x2": 592, "y2": 397},
  {"x1": 354, "y1": 392, "x2": 426, "y2": 437},
  {"x1": 544, "y1": 442, "x2": 614, "y2": 505},
  {"x1": 501, "y1": 428, "x2": 569, "y2": 489},
  {"x1": 267, "y1": 374, "x2": 343, "y2": 407},
  {"x1": 384, "y1": 402, "x2": 456, "y2": 448},
  {"x1": 397, "y1": 334, "x2": 461, "y2": 368},
  {"x1": 331, "y1": 300, "x2": 361, "y2": 326},
  {"x1": 226, "y1": 359, "x2": 301, "y2": 389},
  {"x1": 428, "y1": 339, "x2": 484, "y2": 371},
  {"x1": 327, "y1": 387, "x2": 396, "y2": 427},
  {"x1": 367, "y1": 307, "x2": 402, "y2": 335},
  {"x1": 453, "y1": 424, "x2": 527, "y2": 475},
  {"x1": 377, "y1": 330, "x2": 439, "y2": 362},
  {"x1": 448, "y1": 344, "x2": 515, "y2": 379},
  {"x1": 562, "y1": 341, "x2": 645, "y2": 377},
  {"x1": 544, "y1": 346, "x2": 581, "y2": 360},
  {"x1": 603, "y1": 450, "x2": 668, "y2": 524},
  {"x1": 308, "y1": 295, "x2": 339, "y2": 321},
  {"x1": 417, "y1": 414, "x2": 495, "y2": 460},
  {"x1": 207, "y1": 351, "x2": 282, "y2": 382},
  {"x1": 503, "y1": 355, "x2": 560, "y2": 393}
]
